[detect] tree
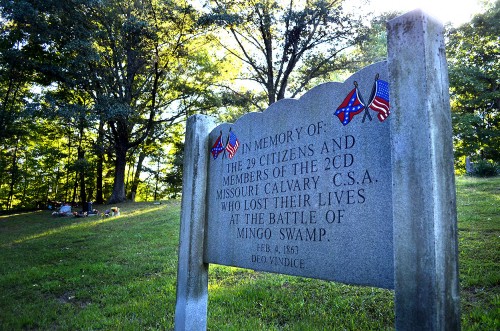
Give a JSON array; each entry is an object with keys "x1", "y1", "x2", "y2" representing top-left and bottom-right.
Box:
[
  {"x1": 163, "y1": 123, "x2": 185, "y2": 199},
  {"x1": 1, "y1": 0, "x2": 106, "y2": 208},
  {"x1": 350, "y1": 11, "x2": 400, "y2": 70},
  {"x1": 1, "y1": 0, "x2": 227, "y2": 205},
  {"x1": 200, "y1": 0, "x2": 365, "y2": 109},
  {"x1": 88, "y1": 0, "x2": 185, "y2": 203},
  {"x1": 0, "y1": 6, "x2": 39, "y2": 210},
  {"x1": 446, "y1": 0, "x2": 500, "y2": 167},
  {"x1": 126, "y1": 134, "x2": 166, "y2": 202}
]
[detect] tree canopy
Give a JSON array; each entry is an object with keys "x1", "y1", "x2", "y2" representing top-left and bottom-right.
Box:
[
  {"x1": 446, "y1": 0, "x2": 500, "y2": 166},
  {"x1": 0, "y1": 0, "x2": 496, "y2": 210},
  {"x1": 199, "y1": 0, "x2": 365, "y2": 109},
  {"x1": 1, "y1": 0, "x2": 226, "y2": 206}
]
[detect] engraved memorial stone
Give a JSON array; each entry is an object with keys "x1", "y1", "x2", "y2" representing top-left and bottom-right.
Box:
[{"x1": 204, "y1": 61, "x2": 394, "y2": 289}]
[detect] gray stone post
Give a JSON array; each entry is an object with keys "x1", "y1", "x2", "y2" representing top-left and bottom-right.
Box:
[
  {"x1": 387, "y1": 10, "x2": 461, "y2": 330},
  {"x1": 174, "y1": 114, "x2": 216, "y2": 331}
]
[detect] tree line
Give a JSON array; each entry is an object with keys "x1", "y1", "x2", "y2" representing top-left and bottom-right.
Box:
[{"x1": 0, "y1": 0, "x2": 498, "y2": 211}]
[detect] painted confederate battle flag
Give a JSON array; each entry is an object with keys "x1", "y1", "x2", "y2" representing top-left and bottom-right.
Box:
[
  {"x1": 211, "y1": 133, "x2": 224, "y2": 159},
  {"x1": 335, "y1": 87, "x2": 365, "y2": 126},
  {"x1": 225, "y1": 130, "x2": 240, "y2": 159}
]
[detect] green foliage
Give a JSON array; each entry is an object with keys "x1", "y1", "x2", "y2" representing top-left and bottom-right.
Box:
[
  {"x1": 0, "y1": 0, "x2": 230, "y2": 207},
  {"x1": 350, "y1": 12, "x2": 401, "y2": 70},
  {"x1": 2, "y1": 0, "x2": 497, "y2": 210},
  {"x1": 0, "y1": 2, "x2": 37, "y2": 149},
  {"x1": 200, "y1": 0, "x2": 365, "y2": 109},
  {"x1": 447, "y1": 1, "x2": 500, "y2": 168},
  {"x1": 163, "y1": 125, "x2": 185, "y2": 199},
  {"x1": 0, "y1": 118, "x2": 70, "y2": 210},
  {"x1": 470, "y1": 159, "x2": 499, "y2": 177}
]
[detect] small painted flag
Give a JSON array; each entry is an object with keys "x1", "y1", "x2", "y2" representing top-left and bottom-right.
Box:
[
  {"x1": 335, "y1": 87, "x2": 365, "y2": 126},
  {"x1": 368, "y1": 79, "x2": 390, "y2": 122},
  {"x1": 225, "y1": 130, "x2": 240, "y2": 159},
  {"x1": 211, "y1": 133, "x2": 224, "y2": 159}
]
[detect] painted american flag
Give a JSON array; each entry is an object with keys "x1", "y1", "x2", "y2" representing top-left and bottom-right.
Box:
[
  {"x1": 225, "y1": 130, "x2": 240, "y2": 159},
  {"x1": 368, "y1": 79, "x2": 390, "y2": 122}
]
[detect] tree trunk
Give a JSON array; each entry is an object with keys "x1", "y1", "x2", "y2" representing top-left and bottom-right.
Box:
[
  {"x1": 154, "y1": 157, "x2": 160, "y2": 201},
  {"x1": 95, "y1": 152, "x2": 104, "y2": 204},
  {"x1": 20, "y1": 156, "x2": 29, "y2": 208},
  {"x1": 72, "y1": 172, "x2": 78, "y2": 204},
  {"x1": 65, "y1": 131, "x2": 72, "y2": 202},
  {"x1": 78, "y1": 120, "x2": 87, "y2": 207},
  {"x1": 128, "y1": 151, "x2": 146, "y2": 202},
  {"x1": 78, "y1": 146, "x2": 86, "y2": 206},
  {"x1": 108, "y1": 143, "x2": 128, "y2": 204},
  {"x1": 6, "y1": 138, "x2": 19, "y2": 210},
  {"x1": 94, "y1": 120, "x2": 105, "y2": 204}
]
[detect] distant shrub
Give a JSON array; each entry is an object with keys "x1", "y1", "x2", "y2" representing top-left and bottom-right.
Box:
[{"x1": 471, "y1": 159, "x2": 499, "y2": 177}]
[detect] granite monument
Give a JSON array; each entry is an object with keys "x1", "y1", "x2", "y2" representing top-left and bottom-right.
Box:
[{"x1": 175, "y1": 9, "x2": 460, "y2": 331}]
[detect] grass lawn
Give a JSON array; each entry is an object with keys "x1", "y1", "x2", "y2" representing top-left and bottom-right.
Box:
[{"x1": 0, "y1": 177, "x2": 498, "y2": 330}]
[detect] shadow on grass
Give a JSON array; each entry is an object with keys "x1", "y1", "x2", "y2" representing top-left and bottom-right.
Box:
[
  {"x1": 0, "y1": 203, "x2": 168, "y2": 248},
  {"x1": 0, "y1": 202, "x2": 180, "y2": 330}
]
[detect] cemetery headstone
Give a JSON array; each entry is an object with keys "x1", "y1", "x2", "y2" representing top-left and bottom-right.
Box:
[
  {"x1": 466, "y1": 157, "x2": 474, "y2": 174},
  {"x1": 174, "y1": 9, "x2": 460, "y2": 331}
]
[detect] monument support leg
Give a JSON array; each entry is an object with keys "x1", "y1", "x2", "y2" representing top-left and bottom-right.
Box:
[
  {"x1": 387, "y1": 10, "x2": 461, "y2": 330},
  {"x1": 175, "y1": 114, "x2": 216, "y2": 331}
]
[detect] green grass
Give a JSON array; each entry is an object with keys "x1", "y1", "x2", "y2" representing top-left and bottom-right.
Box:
[
  {"x1": 0, "y1": 202, "x2": 180, "y2": 330},
  {"x1": 0, "y1": 177, "x2": 499, "y2": 330},
  {"x1": 456, "y1": 176, "x2": 500, "y2": 330}
]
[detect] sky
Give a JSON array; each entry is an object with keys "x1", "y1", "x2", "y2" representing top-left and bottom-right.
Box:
[{"x1": 352, "y1": 0, "x2": 487, "y2": 26}]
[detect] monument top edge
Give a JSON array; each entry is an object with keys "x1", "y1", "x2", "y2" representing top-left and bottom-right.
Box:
[{"x1": 208, "y1": 60, "x2": 387, "y2": 135}]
